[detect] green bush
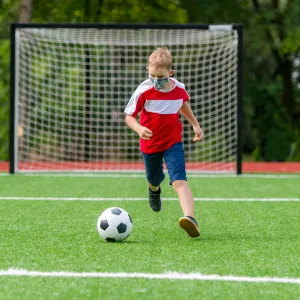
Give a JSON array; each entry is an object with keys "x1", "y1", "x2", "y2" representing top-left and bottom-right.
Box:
[{"x1": 250, "y1": 81, "x2": 293, "y2": 161}]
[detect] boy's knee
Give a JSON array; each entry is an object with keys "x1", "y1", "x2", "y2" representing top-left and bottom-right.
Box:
[{"x1": 172, "y1": 180, "x2": 187, "y2": 189}]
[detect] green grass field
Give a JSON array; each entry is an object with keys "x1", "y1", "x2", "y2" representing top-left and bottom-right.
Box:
[{"x1": 0, "y1": 174, "x2": 300, "y2": 299}]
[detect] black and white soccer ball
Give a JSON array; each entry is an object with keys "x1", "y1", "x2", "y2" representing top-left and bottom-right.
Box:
[{"x1": 97, "y1": 207, "x2": 133, "y2": 242}]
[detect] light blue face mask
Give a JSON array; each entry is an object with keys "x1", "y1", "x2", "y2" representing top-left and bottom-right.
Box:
[{"x1": 149, "y1": 76, "x2": 169, "y2": 90}]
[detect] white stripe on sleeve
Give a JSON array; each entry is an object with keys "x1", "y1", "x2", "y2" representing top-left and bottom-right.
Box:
[{"x1": 124, "y1": 79, "x2": 152, "y2": 115}]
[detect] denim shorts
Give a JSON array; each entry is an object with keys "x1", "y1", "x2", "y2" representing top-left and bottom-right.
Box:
[{"x1": 142, "y1": 142, "x2": 187, "y2": 186}]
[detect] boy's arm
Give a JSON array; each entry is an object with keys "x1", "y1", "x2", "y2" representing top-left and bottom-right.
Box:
[
  {"x1": 125, "y1": 115, "x2": 152, "y2": 140},
  {"x1": 179, "y1": 101, "x2": 203, "y2": 142}
]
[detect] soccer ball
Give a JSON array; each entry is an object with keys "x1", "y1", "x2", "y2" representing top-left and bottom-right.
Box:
[{"x1": 96, "y1": 207, "x2": 133, "y2": 242}]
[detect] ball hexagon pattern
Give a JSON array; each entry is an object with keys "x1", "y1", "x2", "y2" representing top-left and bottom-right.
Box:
[{"x1": 97, "y1": 207, "x2": 133, "y2": 242}]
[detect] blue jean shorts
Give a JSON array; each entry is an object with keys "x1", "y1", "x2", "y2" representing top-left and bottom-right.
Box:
[{"x1": 142, "y1": 142, "x2": 187, "y2": 186}]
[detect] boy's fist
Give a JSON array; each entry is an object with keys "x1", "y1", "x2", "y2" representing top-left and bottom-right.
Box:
[
  {"x1": 192, "y1": 125, "x2": 203, "y2": 142},
  {"x1": 138, "y1": 126, "x2": 153, "y2": 140}
]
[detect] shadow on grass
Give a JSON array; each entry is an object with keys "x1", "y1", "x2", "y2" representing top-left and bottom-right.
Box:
[
  {"x1": 191, "y1": 232, "x2": 291, "y2": 243},
  {"x1": 98, "y1": 239, "x2": 152, "y2": 245}
]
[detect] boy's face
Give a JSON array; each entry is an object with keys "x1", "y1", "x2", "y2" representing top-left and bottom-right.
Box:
[
  {"x1": 147, "y1": 65, "x2": 174, "y2": 79},
  {"x1": 147, "y1": 65, "x2": 174, "y2": 90}
]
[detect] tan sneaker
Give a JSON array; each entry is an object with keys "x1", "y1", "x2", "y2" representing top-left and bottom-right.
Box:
[{"x1": 179, "y1": 216, "x2": 200, "y2": 238}]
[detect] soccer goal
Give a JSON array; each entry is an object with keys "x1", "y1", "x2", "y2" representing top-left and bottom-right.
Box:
[{"x1": 10, "y1": 23, "x2": 243, "y2": 174}]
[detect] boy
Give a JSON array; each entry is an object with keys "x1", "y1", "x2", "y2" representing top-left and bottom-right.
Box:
[{"x1": 124, "y1": 48, "x2": 203, "y2": 238}]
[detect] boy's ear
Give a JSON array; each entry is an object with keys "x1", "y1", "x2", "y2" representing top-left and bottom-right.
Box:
[{"x1": 169, "y1": 69, "x2": 174, "y2": 76}]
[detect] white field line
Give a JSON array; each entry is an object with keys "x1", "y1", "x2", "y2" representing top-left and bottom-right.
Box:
[
  {"x1": 0, "y1": 196, "x2": 300, "y2": 202},
  {"x1": 0, "y1": 269, "x2": 299, "y2": 284},
  {"x1": 1, "y1": 173, "x2": 300, "y2": 178}
]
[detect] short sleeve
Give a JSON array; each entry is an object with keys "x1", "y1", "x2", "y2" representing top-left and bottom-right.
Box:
[
  {"x1": 124, "y1": 79, "x2": 152, "y2": 117},
  {"x1": 124, "y1": 92, "x2": 146, "y2": 117},
  {"x1": 183, "y1": 89, "x2": 190, "y2": 102},
  {"x1": 172, "y1": 78, "x2": 189, "y2": 102}
]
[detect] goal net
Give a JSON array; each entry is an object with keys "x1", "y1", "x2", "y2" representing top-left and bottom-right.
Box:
[{"x1": 11, "y1": 24, "x2": 242, "y2": 173}]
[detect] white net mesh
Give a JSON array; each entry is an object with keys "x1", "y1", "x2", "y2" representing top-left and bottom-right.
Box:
[{"x1": 14, "y1": 27, "x2": 239, "y2": 173}]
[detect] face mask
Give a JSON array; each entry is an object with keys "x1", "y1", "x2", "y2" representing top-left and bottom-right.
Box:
[{"x1": 149, "y1": 76, "x2": 169, "y2": 90}]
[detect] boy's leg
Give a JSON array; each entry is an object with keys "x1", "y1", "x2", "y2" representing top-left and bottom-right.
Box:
[
  {"x1": 142, "y1": 151, "x2": 165, "y2": 212},
  {"x1": 148, "y1": 182, "x2": 159, "y2": 192},
  {"x1": 164, "y1": 142, "x2": 200, "y2": 237},
  {"x1": 172, "y1": 180, "x2": 194, "y2": 217},
  {"x1": 173, "y1": 180, "x2": 200, "y2": 237},
  {"x1": 164, "y1": 142, "x2": 193, "y2": 215}
]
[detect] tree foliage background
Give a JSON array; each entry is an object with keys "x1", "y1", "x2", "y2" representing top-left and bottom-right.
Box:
[{"x1": 0, "y1": 0, "x2": 300, "y2": 161}]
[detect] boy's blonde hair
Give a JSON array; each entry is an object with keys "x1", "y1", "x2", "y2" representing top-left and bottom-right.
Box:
[{"x1": 148, "y1": 48, "x2": 172, "y2": 69}]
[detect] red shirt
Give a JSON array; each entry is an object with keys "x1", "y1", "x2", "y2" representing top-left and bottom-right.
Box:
[{"x1": 125, "y1": 78, "x2": 189, "y2": 154}]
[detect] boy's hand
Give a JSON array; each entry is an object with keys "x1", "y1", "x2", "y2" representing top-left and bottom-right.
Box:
[
  {"x1": 192, "y1": 125, "x2": 203, "y2": 142},
  {"x1": 138, "y1": 126, "x2": 152, "y2": 140}
]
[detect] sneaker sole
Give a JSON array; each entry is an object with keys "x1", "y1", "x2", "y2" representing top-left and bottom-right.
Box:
[
  {"x1": 179, "y1": 217, "x2": 200, "y2": 238},
  {"x1": 150, "y1": 205, "x2": 162, "y2": 212}
]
